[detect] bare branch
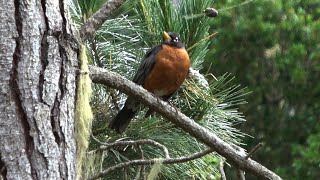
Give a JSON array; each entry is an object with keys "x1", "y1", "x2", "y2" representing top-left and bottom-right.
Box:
[
  {"x1": 89, "y1": 148, "x2": 213, "y2": 180},
  {"x1": 134, "y1": 166, "x2": 142, "y2": 180},
  {"x1": 79, "y1": 0, "x2": 126, "y2": 40},
  {"x1": 137, "y1": 145, "x2": 145, "y2": 180},
  {"x1": 98, "y1": 139, "x2": 170, "y2": 158},
  {"x1": 89, "y1": 66, "x2": 282, "y2": 180},
  {"x1": 237, "y1": 169, "x2": 246, "y2": 180},
  {"x1": 245, "y1": 143, "x2": 264, "y2": 160},
  {"x1": 219, "y1": 160, "x2": 227, "y2": 180}
]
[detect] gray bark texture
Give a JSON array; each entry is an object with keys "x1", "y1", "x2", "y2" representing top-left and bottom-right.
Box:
[{"x1": 0, "y1": 0, "x2": 78, "y2": 179}]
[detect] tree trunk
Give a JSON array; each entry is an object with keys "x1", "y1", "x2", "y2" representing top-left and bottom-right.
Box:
[{"x1": 0, "y1": 0, "x2": 78, "y2": 179}]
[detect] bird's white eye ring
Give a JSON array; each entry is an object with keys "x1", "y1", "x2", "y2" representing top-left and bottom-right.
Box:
[{"x1": 173, "y1": 37, "x2": 179, "y2": 42}]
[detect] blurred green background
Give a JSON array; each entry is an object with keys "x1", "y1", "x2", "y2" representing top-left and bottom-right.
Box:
[{"x1": 207, "y1": 0, "x2": 320, "y2": 179}]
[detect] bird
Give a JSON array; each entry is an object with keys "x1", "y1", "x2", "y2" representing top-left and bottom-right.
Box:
[{"x1": 109, "y1": 31, "x2": 191, "y2": 134}]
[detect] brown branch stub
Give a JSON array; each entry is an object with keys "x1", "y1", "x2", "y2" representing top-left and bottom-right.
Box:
[
  {"x1": 89, "y1": 66, "x2": 282, "y2": 180},
  {"x1": 89, "y1": 148, "x2": 213, "y2": 180},
  {"x1": 245, "y1": 142, "x2": 264, "y2": 160},
  {"x1": 79, "y1": 0, "x2": 126, "y2": 40}
]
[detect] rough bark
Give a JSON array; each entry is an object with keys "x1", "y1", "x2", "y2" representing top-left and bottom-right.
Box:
[
  {"x1": 89, "y1": 66, "x2": 282, "y2": 180},
  {"x1": 0, "y1": 0, "x2": 78, "y2": 179}
]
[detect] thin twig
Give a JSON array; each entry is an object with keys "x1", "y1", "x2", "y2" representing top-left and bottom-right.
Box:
[
  {"x1": 134, "y1": 166, "x2": 142, "y2": 180},
  {"x1": 90, "y1": 38, "x2": 102, "y2": 67},
  {"x1": 93, "y1": 137, "x2": 170, "y2": 159},
  {"x1": 218, "y1": 0, "x2": 256, "y2": 12},
  {"x1": 187, "y1": 32, "x2": 218, "y2": 51},
  {"x1": 219, "y1": 160, "x2": 227, "y2": 180},
  {"x1": 89, "y1": 148, "x2": 214, "y2": 180},
  {"x1": 236, "y1": 169, "x2": 246, "y2": 180},
  {"x1": 138, "y1": 145, "x2": 145, "y2": 180},
  {"x1": 124, "y1": 167, "x2": 128, "y2": 180},
  {"x1": 80, "y1": 0, "x2": 126, "y2": 40},
  {"x1": 108, "y1": 88, "x2": 121, "y2": 111},
  {"x1": 91, "y1": 134, "x2": 107, "y2": 145},
  {"x1": 245, "y1": 143, "x2": 264, "y2": 159}
]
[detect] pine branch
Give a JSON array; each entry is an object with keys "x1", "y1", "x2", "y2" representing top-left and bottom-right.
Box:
[
  {"x1": 88, "y1": 148, "x2": 213, "y2": 180},
  {"x1": 79, "y1": 0, "x2": 126, "y2": 40},
  {"x1": 89, "y1": 65, "x2": 282, "y2": 180},
  {"x1": 95, "y1": 138, "x2": 170, "y2": 158}
]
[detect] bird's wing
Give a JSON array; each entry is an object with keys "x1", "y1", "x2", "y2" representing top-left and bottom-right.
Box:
[{"x1": 132, "y1": 45, "x2": 162, "y2": 85}]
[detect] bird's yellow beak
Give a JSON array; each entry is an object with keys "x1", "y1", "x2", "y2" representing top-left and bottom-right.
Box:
[{"x1": 163, "y1": 31, "x2": 171, "y2": 41}]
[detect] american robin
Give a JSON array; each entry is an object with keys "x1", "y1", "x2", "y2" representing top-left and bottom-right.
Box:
[{"x1": 109, "y1": 31, "x2": 190, "y2": 133}]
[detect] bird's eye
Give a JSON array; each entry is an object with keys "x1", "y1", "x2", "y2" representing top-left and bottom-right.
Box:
[{"x1": 173, "y1": 37, "x2": 179, "y2": 42}]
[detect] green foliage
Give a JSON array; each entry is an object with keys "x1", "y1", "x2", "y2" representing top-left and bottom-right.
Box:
[
  {"x1": 135, "y1": 0, "x2": 216, "y2": 68},
  {"x1": 291, "y1": 124, "x2": 320, "y2": 178},
  {"x1": 71, "y1": 0, "x2": 320, "y2": 179},
  {"x1": 95, "y1": 74, "x2": 246, "y2": 180},
  {"x1": 205, "y1": 0, "x2": 320, "y2": 179},
  {"x1": 71, "y1": 0, "x2": 249, "y2": 179},
  {"x1": 71, "y1": 0, "x2": 107, "y2": 21}
]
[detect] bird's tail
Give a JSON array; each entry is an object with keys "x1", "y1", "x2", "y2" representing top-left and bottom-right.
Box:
[{"x1": 109, "y1": 105, "x2": 136, "y2": 134}]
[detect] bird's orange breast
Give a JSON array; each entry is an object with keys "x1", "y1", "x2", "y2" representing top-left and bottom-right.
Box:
[{"x1": 143, "y1": 44, "x2": 190, "y2": 97}]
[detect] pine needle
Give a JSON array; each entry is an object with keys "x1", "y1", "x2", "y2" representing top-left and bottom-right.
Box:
[{"x1": 187, "y1": 32, "x2": 219, "y2": 51}]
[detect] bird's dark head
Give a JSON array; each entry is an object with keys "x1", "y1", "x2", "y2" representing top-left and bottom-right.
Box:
[{"x1": 162, "y1": 31, "x2": 184, "y2": 48}]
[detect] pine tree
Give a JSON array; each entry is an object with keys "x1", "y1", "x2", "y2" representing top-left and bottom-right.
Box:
[{"x1": 70, "y1": 0, "x2": 248, "y2": 179}]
